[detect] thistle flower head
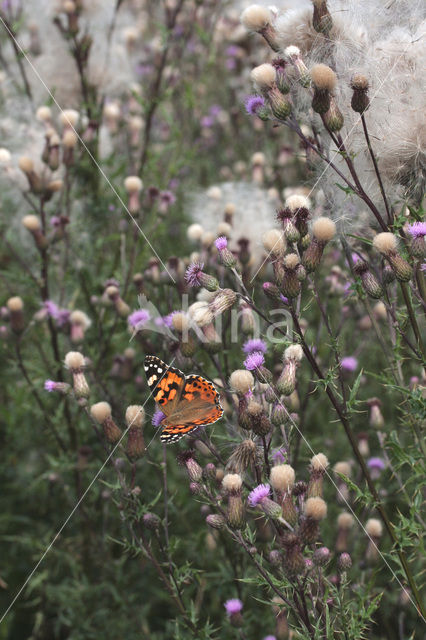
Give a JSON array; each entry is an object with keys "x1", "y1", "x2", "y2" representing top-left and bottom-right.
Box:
[
  {"x1": 224, "y1": 598, "x2": 243, "y2": 616},
  {"x1": 243, "y1": 338, "x2": 267, "y2": 355},
  {"x1": 215, "y1": 236, "x2": 228, "y2": 251},
  {"x1": 152, "y1": 409, "x2": 166, "y2": 427},
  {"x1": 244, "y1": 94, "x2": 266, "y2": 115},
  {"x1": 407, "y1": 222, "x2": 426, "y2": 238},
  {"x1": 185, "y1": 261, "x2": 205, "y2": 287},
  {"x1": 367, "y1": 457, "x2": 386, "y2": 472},
  {"x1": 340, "y1": 356, "x2": 358, "y2": 372},
  {"x1": 64, "y1": 351, "x2": 85, "y2": 370},
  {"x1": 304, "y1": 497, "x2": 327, "y2": 520},
  {"x1": 44, "y1": 380, "x2": 57, "y2": 392},
  {"x1": 248, "y1": 483, "x2": 270, "y2": 506},
  {"x1": 128, "y1": 309, "x2": 150, "y2": 329},
  {"x1": 270, "y1": 464, "x2": 295, "y2": 492},
  {"x1": 230, "y1": 370, "x2": 255, "y2": 394},
  {"x1": 244, "y1": 351, "x2": 265, "y2": 371},
  {"x1": 310, "y1": 64, "x2": 337, "y2": 91},
  {"x1": 284, "y1": 344, "x2": 303, "y2": 362}
]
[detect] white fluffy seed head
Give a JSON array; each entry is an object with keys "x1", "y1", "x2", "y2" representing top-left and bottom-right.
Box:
[
  {"x1": 270, "y1": 464, "x2": 295, "y2": 491},
  {"x1": 337, "y1": 512, "x2": 355, "y2": 529},
  {"x1": 63, "y1": 130, "x2": 78, "y2": 148},
  {"x1": 70, "y1": 310, "x2": 91, "y2": 328},
  {"x1": 284, "y1": 344, "x2": 303, "y2": 361},
  {"x1": 310, "y1": 453, "x2": 329, "y2": 472},
  {"x1": 283, "y1": 253, "x2": 300, "y2": 269},
  {"x1": 252, "y1": 151, "x2": 266, "y2": 166},
  {"x1": 187, "y1": 223, "x2": 204, "y2": 241},
  {"x1": 312, "y1": 217, "x2": 336, "y2": 242},
  {"x1": 188, "y1": 301, "x2": 213, "y2": 327},
  {"x1": 373, "y1": 232, "x2": 397, "y2": 254},
  {"x1": 304, "y1": 497, "x2": 327, "y2": 520},
  {"x1": 201, "y1": 231, "x2": 215, "y2": 248},
  {"x1": 229, "y1": 369, "x2": 254, "y2": 394},
  {"x1": 241, "y1": 5, "x2": 272, "y2": 32},
  {"x1": 217, "y1": 221, "x2": 232, "y2": 237},
  {"x1": 64, "y1": 351, "x2": 85, "y2": 369},
  {"x1": 36, "y1": 106, "x2": 52, "y2": 122},
  {"x1": 90, "y1": 401, "x2": 112, "y2": 423},
  {"x1": 22, "y1": 215, "x2": 41, "y2": 231},
  {"x1": 224, "y1": 202, "x2": 236, "y2": 215},
  {"x1": 285, "y1": 45, "x2": 301, "y2": 59},
  {"x1": 18, "y1": 156, "x2": 34, "y2": 173},
  {"x1": 334, "y1": 461, "x2": 351, "y2": 477},
  {"x1": 125, "y1": 405, "x2": 145, "y2": 427},
  {"x1": 222, "y1": 473, "x2": 243, "y2": 492},
  {"x1": 7, "y1": 296, "x2": 23, "y2": 311},
  {"x1": 60, "y1": 109, "x2": 79, "y2": 127},
  {"x1": 262, "y1": 229, "x2": 286, "y2": 256},
  {"x1": 0, "y1": 148, "x2": 11, "y2": 163},
  {"x1": 106, "y1": 285, "x2": 119, "y2": 299},
  {"x1": 171, "y1": 311, "x2": 190, "y2": 332},
  {"x1": 365, "y1": 518, "x2": 383, "y2": 538},
  {"x1": 310, "y1": 64, "x2": 337, "y2": 91},
  {"x1": 251, "y1": 63, "x2": 276, "y2": 90},
  {"x1": 124, "y1": 176, "x2": 143, "y2": 193},
  {"x1": 285, "y1": 194, "x2": 310, "y2": 211}
]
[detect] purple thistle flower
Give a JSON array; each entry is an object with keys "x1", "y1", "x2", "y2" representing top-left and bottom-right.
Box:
[
  {"x1": 224, "y1": 598, "x2": 243, "y2": 616},
  {"x1": 159, "y1": 190, "x2": 176, "y2": 205},
  {"x1": 280, "y1": 294, "x2": 289, "y2": 305},
  {"x1": 209, "y1": 104, "x2": 222, "y2": 116},
  {"x1": 367, "y1": 457, "x2": 386, "y2": 471},
  {"x1": 244, "y1": 94, "x2": 266, "y2": 116},
  {"x1": 56, "y1": 309, "x2": 71, "y2": 327},
  {"x1": 225, "y1": 45, "x2": 239, "y2": 57},
  {"x1": 50, "y1": 216, "x2": 61, "y2": 227},
  {"x1": 341, "y1": 356, "x2": 358, "y2": 372},
  {"x1": 201, "y1": 115, "x2": 214, "y2": 128},
  {"x1": 421, "y1": 263, "x2": 426, "y2": 272},
  {"x1": 44, "y1": 380, "x2": 57, "y2": 392},
  {"x1": 128, "y1": 309, "x2": 150, "y2": 328},
  {"x1": 263, "y1": 636, "x2": 277, "y2": 640},
  {"x1": 215, "y1": 236, "x2": 228, "y2": 251},
  {"x1": 407, "y1": 221, "x2": 426, "y2": 238},
  {"x1": 44, "y1": 300, "x2": 60, "y2": 317},
  {"x1": 152, "y1": 409, "x2": 166, "y2": 427},
  {"x1": 272, "y1": 447, "x2": 287, "y2": 464},
  {"x1": 248, "y1": 483, "x2": 270, "y2": 507},
  {"x1": 244, "y1": 351, "x2": 265, "y2": 371},
  {"x1": 243, "y1": 338, "x2": 267, "y2": 355},
  {"x1": 185, "y1": 261, "x2": 205, "y2": 287}
]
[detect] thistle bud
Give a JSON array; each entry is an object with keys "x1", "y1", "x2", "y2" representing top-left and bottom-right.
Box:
[
  {"x1": 247, "y1": 401, "x2": 271, "y2": 436},
  {"x1": 125, "y1": 405, "x2": 145, "y2": 461},
  {"x1": 353, "y1": 260, "x2": 383, "y2": 298},
  {"x1": 90, "y1": 401, "x2": 122, "y2": 444},
  {"x1": 69, "y1": 310, "x2": 91, "y2": 343},
  {"x1": 206, "y1": 514, "x2": 226, "y2": 530},
  {"x1": 323, "y1": 96, "x2": 344, "y2": 132},
  {"x1": 143, "y1": 512, "x2": 161, "y2": 531},
  {"x1": 336, "y1": 512, "x2": 354, "y2": 552},
  {"x1": 312, "y1": 0, "x2": 333, "y2": 35},
  {"x1": 271, "y1": 403, "x2": 287, "y2": 425},
  {"x1": 19, "y1": 156, "x2": 43, "y2": 193},
  {"x1": 263, "y1": 281, "x2": 282, "y2": 302},
  {"x1": 285, "y1": 46, "x2": 310, "y2": 87},
  {"x1": 226, "y1": 439, "x2": 259, "y2": 474},
  {"x1": 208, "y1": 289, "x2": 237, "y2": 318},
  {"x1": 307, "y1": 453, "x2": 329, "y2": 498},
  {"x1": 124, "y1": 175, "x2": 143, "y2": 214},
  {"x1": 215, "y1": 236, "x2": 237, "y2": 268},
  {"x1": 179, "y1": 452, "x2": 203, "y2": 483},
  {"x1": 251, "y1": 64, "x2": 292, "y2": 120},
  {"x1": 280, "y1": 254, "x2": 302, "y2": 299},
  {"x1": 367, "y1": 397, "x2": 384, "y2": 429},
  {"x1": 22, "y1": 215, "x2": 48, "y2": 249},
  {"x1": 7, "y1": 296, "x2": 25, "y2": 333},
  {"x1": 365, "y1": 518, "x2": 383, "y2": 564},
  {"x1": 299, "y1": 497, "x2": 327, "y2": 543},
  {"x1": 272, "y1": 57, "x2": 290, "y2": 94},
  {"x1": 310, "y1": 64, "x2": 337, "y2": 114},
  {"x1": 281, "y1": 532, "x2": 305, "y2": 575},
  {"x1": 240, "y1": 302, "x2": 256, "y2": 335},
  {"x1": 65, "y1": 351, "x2": 90, "y2": 398},
  {"x1": 350, "y1": 74, "x2": 369, "y2": 113},
  {"x1": 333, "y1": 461, "x2": 351, "y2": 504},
  {"x1": 229, "y1": 370, "x2": 254, "y2": 395},
  {"x1": 270, "y1": 464, "x2": 297, "y2": 526},
  {"x1": 223, "y1": 473, "x2": 245, "y2": 529},
  {"x1": 313, "y1": 546, "x2": 331, "y2": 567},
  {"x1": 286, "y1": 195, "x2": 311, "y2": 237},
  {"x1": 106, "y1": 285, "x2": 130, "y2": 317},
  {"x1": 338, "y1": 552, "x2": 352, "y2": 571},
  {"x1": 277, "y1": 344, "x2": 303, "y2": 395},
  {"x1": 373, "y1": 233, "x2": 412, "y2": 282}
]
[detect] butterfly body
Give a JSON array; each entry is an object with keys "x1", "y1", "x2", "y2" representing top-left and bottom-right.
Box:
[{"x1": 144, "y1": 356, "x2": 223, "y2": 443}]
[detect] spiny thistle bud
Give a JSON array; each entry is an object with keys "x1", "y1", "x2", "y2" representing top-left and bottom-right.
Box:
[
  {"x1": 209, "y1": 289, "x2": 237, "y2": 318},
  {"x1": 206, "y1": 513, "x2": 226, "y2": 530},
  {"x1": 272, "y1": 57, "x2": 291, "y2": 94},
  {"x1": 336, "y1": 512, "x2": 355, "y2": 552},
  {"x1": 241, "y1": 5, "x2": 280, "y2": 51},
  {"x1": 224, "y1": 598, "x2": 243, "y2": 627},
  {"x1": 323, "y1": 96, "x2": 344, "y2": 132},
  {"x1": 125, "y1": 405, "x2": 145, "y2": 461},
  {"x1": 302, "y1": 217, "x2": 336, "y2": 272},
  {"x1": 271, "y1": 403, "x2": 287, "y2": 426},
  {"x1": 338, "y1": 552, "x2": 352, "y2": 571},
  {"x1": 44, "y1": 380, "x2": 71, "y2": 394},
  {"x1": 353, "y1": 260, "x2": 383, "y2": 298},
  {"x1": 262, "y1": 281, "x2": 282, "y2": 302},
  {"x1": 281, "y1": 532, "x2": 305, "y2": 575},
  {"x1": 229, "y1": 369, "x2": 254, "y2": 395},
  {"x1": 307, "y1": 453, "x2": 329, "y2": 498},
  {"x1": 65, "y1": 351, "x2": 90, "y2": 398},
  {"x1": 69, "y1": 310, "x2": 91, "y2": 343},
  {"x1": 226, "y1": 439, "x2": 259, "y2": 474},
  {"x1": 313, "y1": 546, "x2": 331, "y2": 567},
  {"x1": 310, "y1": 64, "x2": 337, "y2": 114},
  {"x1": 240, "y1": 303, "x2": 256, "y2": 335},
  {"x1": 247, "y1": 401, "x2": 272, "y2": 436},
  {"x1": 382, "y1": 264, "x2": 395, "y2": 285},
  {"x1": 269, "y1": 550, "x2": 282, "y2": 566},
  {"x1": 367, "y1": 397, "x2": 385, "y2": 429},
  {"x1": 143, "y1": 512, "x2": 161, "y2": 531},
  {"x1": 223, "y1": 473, "x2": 245, "y2": 529},
  {"x1": 106, "y1": 285, "x2": 130, "y2": 317},
  {"x1": 357, "y1": 432, "x2": 369, "y2": 457},
  {"x1": 19, "y1": 156, "x2": 43, "y2": 193},
  {"x1": 299, "y1": 497, "x2": 327, "y2": 543},
  {"x1": 350, "y1": 74, "x2": 370, "y2": 113},
  {"x1": 270, "y1": 464, "x2": 297, "y2": 526},
  {"x1": 311, "y1": 0, "x2": 333, "y2": 35},
  {"x1": 22, "y1": 215, "x2": 48, "y2": 249},
  {"x1": 285, "y1": 45, "x2": 310, "y2": 87},
  {"x1": 179, "y1": 452, "x2": 203, "y2": 483},
  {"x1": 277, "y1": 344, "x2": 303, "y2": 395},
  {"x1": 277, "y1": 208, "x2": 300, "y2": 243},
  {"x1": 7, "y1": 296, "x2": 25, "y2": 333},
  {"x1": 365, "y1": 518, "x2": 383, "y2": 564},
  {"x1": 90, "y1": 401, "x2": 122, "y2": 444},
  {"x1": 214, "y1": 236, "x2": 237, "y2": 268},
  {"x1": 281, "y1": 254, "x2": 302, "y2": 299},
  {"x1": 373, "y1": 233, "x2": 412, "y2": 282}
]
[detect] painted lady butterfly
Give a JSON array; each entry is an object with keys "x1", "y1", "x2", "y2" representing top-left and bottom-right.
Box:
[{"x1": 144, "y1": 355, "x2": 224, "y2": 443}]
